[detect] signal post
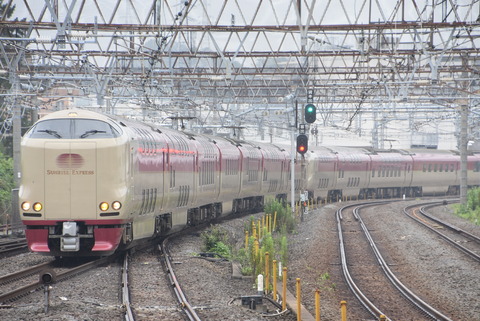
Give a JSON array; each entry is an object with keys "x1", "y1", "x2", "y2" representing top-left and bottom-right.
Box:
[{"x1": 295, "y1": 89, "x2": 316, "y2": 221}]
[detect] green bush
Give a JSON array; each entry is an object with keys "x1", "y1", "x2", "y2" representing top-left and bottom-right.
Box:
[
  {"x1": 264, "y1": 199, "x2": 296, "y2": 233},
  {"x1": 210, "y1": 241, "x2": 231, "y2": 259},
  {"x1": 235, "y1": 200, "x2": 294, "y2": 278},
  {"x1": 200, "y1": 225, "x2": 231, "y2": 258},
  {"x1": 453, "y1": 188, "x2": 480, "y2": 225}
]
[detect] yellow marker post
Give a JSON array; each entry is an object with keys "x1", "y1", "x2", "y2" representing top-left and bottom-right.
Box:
[
  {"x1": 265, "y1": 215, "x2": 268, "y2": 234},
  {"x1": 282, "y1": 267, "x2": 287, "y2": 311},
  {"x1": 315, "y1": 289, "x2": 320, "y2": 321},
  {"x1": 272, "y1": 260, "x2": 277, "y2": 301},
  {"x1": 273, "y1": 211, "x2": 277, "y2": 232},
  {"x1": 257, "y1": 219, "x2": 261, "y2": 239},
  {"x1": 254, "y1": 238, "x2": 259, "y2": 256},
  {"x1": 296, "y1": 278, "x2": 301, "y2": 321},
  {"x1": 265, "y1": 252, "x2": 270, "y2": 294},
  {"x1": 252, "y1": 222, "x2": 256, "y2": 239},
  {"x1": 245, "y1": 230, "x2": 249, "y2": 250},
  {"x1": 340, "y1": 300, "x2": 347, "y2": 321}
]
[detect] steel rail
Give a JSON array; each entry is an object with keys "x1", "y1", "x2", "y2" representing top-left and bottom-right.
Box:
[
  {"x1": 159, "y1": 239, "x2": 202, "y2": 321},
  {"x1": 420, "y1": 202, "x2": 480, "y2": 244},
  {"x1": 354, "y1": 204, "x2": 453, "y2": 321},
  {"x1": 0, "y1": 261, "x2": 53, "y2": 286},
  {"x1": 404, "y1": 202, "x2": 480, "y2": 263},
  {"x1": 336, "y1": 201, "x2": 392, "y2": 320},
  {"x1": 0, "y1": 256, "x2": 116, "y2": 304},
  {"x1": 122, "y1": 253, "x2": 135, "y2": 321},
  {"x1": 0, "y1": 239, "x2": 28, "y2": 254}
]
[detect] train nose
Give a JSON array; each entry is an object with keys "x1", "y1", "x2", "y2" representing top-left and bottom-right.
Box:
[{"x1": 45, "y1": 143, "x2": 97, "y2": 220}]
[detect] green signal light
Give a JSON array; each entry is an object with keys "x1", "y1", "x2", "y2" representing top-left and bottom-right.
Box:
[{"x1": 304, "y1": 104, "x2": 316, "y2": 123}]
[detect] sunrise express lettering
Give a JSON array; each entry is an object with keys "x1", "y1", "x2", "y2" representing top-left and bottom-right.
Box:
[{"x1": 46, "y1": 169, "x2": 94, "y2": 175}]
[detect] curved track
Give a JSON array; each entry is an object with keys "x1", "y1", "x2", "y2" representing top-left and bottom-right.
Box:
[
  {"x1": 337, "y1": 201, "x2": 454, "y2": 321},
  {"x1": 121, "y1": 236, "x2": 203, "y2": 321},
  {"x1": 160, "y1": 238, "x2": 202, "y2": 321},
  {"x1": 404, "y1": 201, "x2": 480, "y2": 263}
]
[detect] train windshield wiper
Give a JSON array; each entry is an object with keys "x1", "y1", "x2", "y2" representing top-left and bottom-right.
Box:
[
  {"x1": 80, "y1": 130, "x2": 107, "y2": 138},
  {"x1": 37, "y1": 129, "x2": 62, "y2": 138}
]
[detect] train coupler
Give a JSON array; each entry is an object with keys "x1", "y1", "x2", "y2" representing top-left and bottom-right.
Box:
[{"x1": 60, "y1": 221, "x2": 80, "y2": 251}]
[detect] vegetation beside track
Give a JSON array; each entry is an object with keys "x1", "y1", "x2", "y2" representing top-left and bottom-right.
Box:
[
  {"x1": 453, "y1": 187, "x2": 480, "y2": 225},
  {"x1": 0, "y1": 150, "x2": 14, "y2": 225},
  {"x1": 201, "y1": 199, "x2": 296, "y2": 282}
]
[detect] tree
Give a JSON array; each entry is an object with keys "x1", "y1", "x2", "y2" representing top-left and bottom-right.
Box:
[{"x1": 0, "y1": 151, "x2": 13, "y2": 224}]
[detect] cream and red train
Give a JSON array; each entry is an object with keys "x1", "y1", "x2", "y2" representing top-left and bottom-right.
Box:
[{"x1": 19, "y1": 109, "x2": 480, "y2": 257}]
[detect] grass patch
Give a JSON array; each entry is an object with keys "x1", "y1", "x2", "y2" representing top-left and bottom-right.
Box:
[{"x1": 453, "y1": 187, "x2": 480, "y2": 225}]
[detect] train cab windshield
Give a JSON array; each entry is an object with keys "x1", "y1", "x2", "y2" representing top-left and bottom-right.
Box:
[{"x1": 26, "y1": 118, "x2": 122, "y2": 139}]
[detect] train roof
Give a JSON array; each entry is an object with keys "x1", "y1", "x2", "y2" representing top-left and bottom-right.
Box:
[{"x1": 38, "y1": 108, "x2": 114, "y2": 122}]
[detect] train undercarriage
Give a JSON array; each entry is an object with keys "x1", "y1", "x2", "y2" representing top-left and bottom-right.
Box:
[{"x1": 314, "y1": 185, "x2": 461, "y2": 203}]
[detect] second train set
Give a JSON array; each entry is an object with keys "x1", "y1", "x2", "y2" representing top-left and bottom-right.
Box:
[{"x1": 18, "y1": 109, "x2": 480, "y2": 256}]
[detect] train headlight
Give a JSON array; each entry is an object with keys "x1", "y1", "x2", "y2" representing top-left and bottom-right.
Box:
[
  {"x1": 21, "y1": 202, "x2": 31, "y2": 211},
  {"x1": 33, "y1": 202, "x2": 43, "y2": 212},
  {"x1": 112, "y1": 201, "x2": 122, "y2": 210},
  {"x1": 99, "y1": 202, "x2": 109, "y2": 211}
]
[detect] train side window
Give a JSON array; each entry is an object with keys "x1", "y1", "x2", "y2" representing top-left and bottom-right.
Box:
[
  {"x1": 423, "y1": 164, "x2": 427, "y2": 172},
  {"x1": 428, "y1": 164, "x2": 432, "y2": 172},
  {"x1": 434, "y1": 164, "x2": 438, "y2": 172},
  {"x1": 450, "y1": 164, "x2": 454, "y2": 172},
  {"x1": 474, "y1": 162, "x2": 480, "y2": 172}
]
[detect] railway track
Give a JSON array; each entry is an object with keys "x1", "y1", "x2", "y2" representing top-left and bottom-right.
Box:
[
  {"x1": 337, "y1": 201, "x2": 454, "y2": 321},
  {"x1": 159, "y1": 238, "x2": 202, "y2": 321},
  {"x1": 121, "y1": 239, "x2": 191, "y2": 321},
  {"x1": 0, "y1": 238, "x2": 27, "y2": 256},
  {"x1": 122, "y1": 230, "x2": 218, "y2": 321},
  {"x1": 404, "y1": 201, "x2": 480, "y2": 263},
  {"x1": 0, "y1": 256, "x2": 116, "y2": 305}
]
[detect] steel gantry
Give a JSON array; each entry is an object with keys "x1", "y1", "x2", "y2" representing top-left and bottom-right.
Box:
[{"x1": 0, "y1": 0, "x2": 478, "y2": 146}]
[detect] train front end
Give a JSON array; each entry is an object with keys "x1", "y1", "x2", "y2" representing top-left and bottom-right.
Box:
[{"x1": 19, "y1": 109, "x2": 129, "y2": 257}]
